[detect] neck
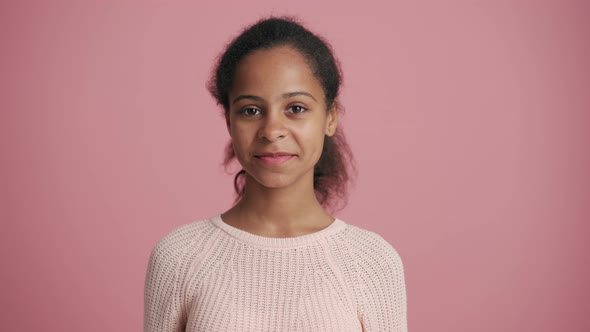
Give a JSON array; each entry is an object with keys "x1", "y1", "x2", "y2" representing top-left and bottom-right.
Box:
[{"x1": 229, "y1": 172, "x2": 330, "y2": 230}]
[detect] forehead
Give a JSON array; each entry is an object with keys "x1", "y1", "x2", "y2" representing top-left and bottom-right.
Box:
[{"x1": 230, "y1": 46, "x2": 325, "y2": 103}]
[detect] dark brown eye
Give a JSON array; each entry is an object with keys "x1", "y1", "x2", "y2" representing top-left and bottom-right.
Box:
[
  {"x1": 240, "y1": 107, "x2": 261, "y2": 116},
  {"x1": 288, "y1": 105, "x2": 307, "y2": 113}
]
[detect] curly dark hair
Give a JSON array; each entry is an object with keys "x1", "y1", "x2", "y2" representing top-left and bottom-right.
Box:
[{"x1": 207, "y1": 16, "x2": 356, "y2": 212}]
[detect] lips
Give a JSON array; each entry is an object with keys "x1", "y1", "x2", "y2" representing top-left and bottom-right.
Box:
[{"x1": 254, "y1": 152, "x2": 296, "y2": 166}]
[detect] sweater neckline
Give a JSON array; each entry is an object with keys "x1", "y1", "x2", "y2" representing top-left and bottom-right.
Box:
[{"x1": 210, "y1": 214, "x2": 347, "y2": 248}]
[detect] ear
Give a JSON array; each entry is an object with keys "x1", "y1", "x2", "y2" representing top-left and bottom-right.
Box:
[{"x1": 325, "y1": 103, "x2": 339, "y2": 137}]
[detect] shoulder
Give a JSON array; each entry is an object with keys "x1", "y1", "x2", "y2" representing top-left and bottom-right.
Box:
[
  {"x1": 148, "y1": 218, "x2": 216, "y2": 265},
  {"x1": 339, "y1": 223, "x2": 405, "y2": 276}
]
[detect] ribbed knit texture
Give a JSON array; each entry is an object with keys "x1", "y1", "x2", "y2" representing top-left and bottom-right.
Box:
[{"x1": 144, "y1": 214, "x2": 407, "y2": 331}]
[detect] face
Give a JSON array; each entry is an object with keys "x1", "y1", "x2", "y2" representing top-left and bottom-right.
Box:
[{"x1": 226, "y1": 45, "x2": 338, "y2": 191}]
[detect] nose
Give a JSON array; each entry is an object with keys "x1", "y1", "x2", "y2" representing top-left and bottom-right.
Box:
[{"x1": 258, "y1": 111, "x2": 287, "y2": 142}]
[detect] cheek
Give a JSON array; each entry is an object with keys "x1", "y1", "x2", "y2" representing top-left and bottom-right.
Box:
[
  {"x1": 230, "y1": 127, "x2": 253, "y2": 155},
  {"x1": 300, "y1": 122, "x2": 327, "y2": 151}
]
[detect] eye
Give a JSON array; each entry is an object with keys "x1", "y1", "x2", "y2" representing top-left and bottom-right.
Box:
[
  {"x1": 239, "y1": 107, "x2": 261, "y2": 116},
  {"x1": 288, "y1": 105, "x2": 307, "y2": 114}
]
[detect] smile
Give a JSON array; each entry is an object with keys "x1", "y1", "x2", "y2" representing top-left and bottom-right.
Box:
[{"x1": 255, "y1": 155, "x2": 296, "y2": 166}]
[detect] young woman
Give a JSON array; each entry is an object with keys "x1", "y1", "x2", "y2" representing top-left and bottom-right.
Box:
[{"x1": 144, "y1": 17, "x2": 408, "y2": 332}]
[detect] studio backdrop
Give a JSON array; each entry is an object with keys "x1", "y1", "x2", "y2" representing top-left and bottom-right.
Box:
[{"x1": 1, "y1": 1, "x2": 589, "y2": 331}]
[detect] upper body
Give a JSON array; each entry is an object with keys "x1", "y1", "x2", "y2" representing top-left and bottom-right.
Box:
[
  {"x1": 144, "y1": 16, "x2": 408, "y2": 332},
  {"x1": 144, "y1": 214, "x2": 407, "y2": 331}
]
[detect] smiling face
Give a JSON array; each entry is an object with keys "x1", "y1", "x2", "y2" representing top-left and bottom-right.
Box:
[{"x1": 226, "y1": 45, "x2": 338, "y2": 192}]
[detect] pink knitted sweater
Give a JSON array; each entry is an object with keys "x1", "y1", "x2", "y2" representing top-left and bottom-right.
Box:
[{"x1": 144, "y1": 214, "x2": 407, "y2": 331}]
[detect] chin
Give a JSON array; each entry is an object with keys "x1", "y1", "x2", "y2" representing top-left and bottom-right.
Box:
[
  {"x1": 244, "y1": 166, "x2": 312, "y2": 189},
  {"x1": 249, "y1": 172, "x2": 295, "y2": 189}
]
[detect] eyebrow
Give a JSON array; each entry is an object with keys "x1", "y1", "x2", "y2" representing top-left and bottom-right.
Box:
[
  {"x1": 283, "y1": 91, "x2": 317, "y2": 102},
  {"x1": 231, "y1": 91, "x2": 317, "y2": 105}
]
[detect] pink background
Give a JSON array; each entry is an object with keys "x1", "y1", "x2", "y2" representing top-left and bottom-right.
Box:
[{"x1": 2, "y1": 0, "x2": 589, "y2": 331}]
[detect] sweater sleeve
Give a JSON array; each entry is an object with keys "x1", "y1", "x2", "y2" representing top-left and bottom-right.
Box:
[
  {"x1": 143, "y1": 238, "x2": 186, "y2": 332},
  {"x1": 357, "y1": 235, "x2": 408, "y2": 332}
]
